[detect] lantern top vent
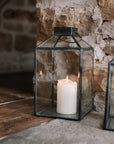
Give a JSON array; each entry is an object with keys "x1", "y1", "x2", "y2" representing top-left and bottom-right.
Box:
[{"x1": 54, "y1": 27, "x2": 78, "y2": 36}]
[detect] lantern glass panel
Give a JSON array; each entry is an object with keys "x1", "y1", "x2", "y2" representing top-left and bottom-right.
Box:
[
  {"x1": 104, "y1": 59, "x2": 114, "y2": 131},
  {"x1": 36, "y1": 50, "x2": 52, "y2": 112},
  {"x1": 110, "y1": 66, "x2": 114, "y2": 117},
  {"x1": 36, "y1": 49, "x2": 80, "y2": 120},
  {"x1": 34, "y1": 27, "x2": 94, "y2": 120},
  {"x1": 81, "y1": 50, "x2": 93, "y2": 118}
]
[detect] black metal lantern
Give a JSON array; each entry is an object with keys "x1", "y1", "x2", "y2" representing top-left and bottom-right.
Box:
[
  {"x1": 104, "y1": 59, "x2": 114, "y2": 131},
  {"x1": 34, "y1": 27, "x2": 94, "y2": 121}
]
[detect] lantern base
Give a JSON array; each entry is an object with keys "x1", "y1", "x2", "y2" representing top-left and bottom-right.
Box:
[
  {"x1": 104, "y1": 117, "x2": 114, "y2": 131},
  {"x1": 35, "y1": 106, "x2": 93, "y2": 121},
  {"x1": 36, "y1": 106, "x2": 79, "y2": 120},
  {"x1": 110, "y1": 117, "x2": 114, "y2": 129}
]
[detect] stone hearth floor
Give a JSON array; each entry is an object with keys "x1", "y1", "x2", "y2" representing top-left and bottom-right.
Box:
[
  {"x1": 0, "y1": 111, "x2": 114, "y2": 144},
  {"x1": 0, "y1": 88, "x2": 51, "y2": 139},
  {"x1": 0, "y1": 88, "x2": 114, "y2": 144}
]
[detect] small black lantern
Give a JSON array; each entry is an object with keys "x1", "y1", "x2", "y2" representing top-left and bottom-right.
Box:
[
  {"x1": 34, "y1": 27, "x2": 94, "y2": 121},
  {"x1": 104, "y1": 59, "x2": 114, "y2": 131}
]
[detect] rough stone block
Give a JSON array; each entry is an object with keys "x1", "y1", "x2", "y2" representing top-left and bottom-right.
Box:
[
  {"x1": 94, "y1": 68, "x2": 108, "y2": 92},
  {"x1": 94, "y1": 92, "x2": 105, "y2": 113},
  {"x1": 36, "y1": 7, "x2": 94, "y2": 41},
  {"x1": 10, "y1": 0, "x2": 24, "y2": 6},
  {"x1": 15, "y1": 35, "x2": 36, "y2": 53},
  {"x1": 98, "y1": 0, "x2": 114, "y2": 20},
  {"x1": 3, "y1": 9, "x2": 37, "y2": 22},
  {"x1": 28, "y1": 0, "x2": 36, "y2": 6},
  {"x1": 25, "y1": 23, "x2": 37, "y2": 34},
  {"x1": 0, "y1": 0, "x2": 9, "y2": 9},
  {"x1": 29, "y1": 24, "x2": 37, "y2": 34},
  {"x1": 0, "y1": 32, "x2": 12, "y2": 52},
  {"x1": 3, "y1": 22, "x2": 24, "y2": 32},
  {"x1": 104, "y1": 44, "x2": 114, "y2": 56},
  {"x1": 37, "y1": 8, "x2": 55, "y2": 41}
]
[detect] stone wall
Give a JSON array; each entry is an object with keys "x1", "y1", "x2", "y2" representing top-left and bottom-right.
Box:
[
  {"x1": 36, "y1": 0, "x2": 114, "y2": 113},
  {"x1": 0, "y1": 0, "x2": 36, "y2": 73}
]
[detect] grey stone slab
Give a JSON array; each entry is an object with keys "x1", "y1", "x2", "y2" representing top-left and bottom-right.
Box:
[{"x1": 0, "y1": 111, "x2": 114, "y2": 144}]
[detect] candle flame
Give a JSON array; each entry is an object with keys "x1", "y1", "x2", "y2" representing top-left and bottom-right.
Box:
[
  {"x1": 78, "y1": 72, "x2": 80, "y2": 79},
  {"x1": 40, "y1": 70, "x2": 42, "y2": 76},
  {"x1": 66, "y1": 75, "x2": 68, "y2": 83}
]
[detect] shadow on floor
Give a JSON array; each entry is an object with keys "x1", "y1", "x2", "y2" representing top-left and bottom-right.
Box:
[{"x1": 0, "y1": 71, "x2": 34, "y2": 94}]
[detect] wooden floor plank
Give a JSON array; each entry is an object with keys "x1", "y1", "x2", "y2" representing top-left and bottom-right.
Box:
[{"x1": 0, "y1": 94, "x2": 52, "y2": 139}]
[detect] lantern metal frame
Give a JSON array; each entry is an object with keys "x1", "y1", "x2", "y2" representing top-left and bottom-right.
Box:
[
  {"x1": 34, "y1": 27, "x2": 94, "y2": 121},
  {"x1": 104, "y1": 58, "x2": 114, "y2": 131}
]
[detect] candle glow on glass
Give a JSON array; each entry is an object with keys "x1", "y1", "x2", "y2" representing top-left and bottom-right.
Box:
[
  {"x1": 89, "y1": 69, "x2": 91, "y2": 74},
  {"x1": 40, "y1": 70, "x2": 42, "y2": 76},
  {"x1": 78, "y1": 72, "x2": 80, "y2": 79}
]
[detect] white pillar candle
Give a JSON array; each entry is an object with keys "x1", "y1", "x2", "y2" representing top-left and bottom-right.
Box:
[{"x1": 57, "y1": 76, "x2": 77, "y2": 114}]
